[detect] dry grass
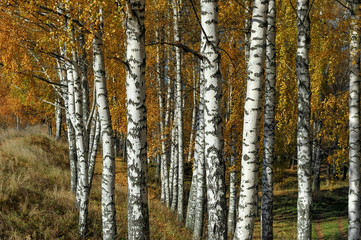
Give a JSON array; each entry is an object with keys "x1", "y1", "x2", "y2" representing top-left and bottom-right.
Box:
[{"x1": 0, "y1": 126, "x2": 192, "y2": 239}]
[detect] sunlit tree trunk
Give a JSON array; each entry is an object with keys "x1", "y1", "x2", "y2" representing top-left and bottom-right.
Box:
[
  {"x1": 55, "y1": 97, "x2": 62, "y2": 141},
  {"x1": 171, "y1": 0, "x2": 184, "y2": 222},
  {"x1": 228, "y1": 132, "x2": 237, "y2": 236},
  {"x1": 67, "y1": 117, "x2": 77, "y2": 194},
  {"x1": 193, "y1": 71, "x2": 205, "y2": 240},
  {"x1": 57, "y1": 52, "x2": 77, "y2": 194},
  {"x1": 201, "y1": 0, "x2": 226, "y2": 238},
  {"x1": 67, "y1": 51, "x2": 89, "y2": 236},
  {"x1": 171, "y1": 117, "x2": 179, "y2": 211},
  {"x1": 93, "y1": 8, "x2": 117, "y2": 238},
  {"x1": 296, "y1": 0, "x2": 312, "y2": 239},
  {"x1": 164, "y1": 71, "x2": 172, "y2": 208},
  {"x1": 234, "y1": 1, "x2": 268, "y2": 239},
  {"x1": 88, "y1": 114, "x2": 100, "y2": 190},
  {"x1": 261, "y1": 1, "x2": 276, "y2": 239},
  {"x1": 125, "y1": 1, "x2": 149, "y2": 239},
  {"x1": 156, "y1": 28, "x2": 169, "y2": 205},
  {"x1": 185, "y1": 145, "x2": 198, "y2": 230},
  {"x1": 348, "y1": 2, "x2": 361, "y2": 239}
]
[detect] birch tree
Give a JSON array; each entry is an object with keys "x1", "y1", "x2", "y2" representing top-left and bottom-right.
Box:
[
  {"x1": 234, "y1": 0, "x2": 268, "y2": 239},
  {"x1": 125, "y1": 1, "x2": 149, "y2": 239},
  {"x1": 193, "y1": 68, "x2": 205, "y2": 240},
  {"x1": 261, "y1": 0, "x2": 276, "y2": 239},
  {"x1": 296, "y1": 0, "x2": 312, "y2": 239},
  {"x1": 171, "y1": 0, "x2": 185, "y2": 222},
  {"x1": 348, "y1": 1, "x2": 361, "y2": 239},
  {"x1": 201, "y1": 0, "x2": 226, "y2": 238},
  {"x1": 93, "y1": 7, "x2": 117, "y2": 239}
]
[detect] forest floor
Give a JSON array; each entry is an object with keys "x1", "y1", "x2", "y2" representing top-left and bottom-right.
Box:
[{"x1": 0, "y1": 126, "x2": 349, "y2": 239}]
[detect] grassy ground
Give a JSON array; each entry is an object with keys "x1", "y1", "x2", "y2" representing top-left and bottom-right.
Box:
[
  {"x1": 0, "y1": 126, "x2": 192, "y2": 239},
  {"x1": 0, "y1": 126, "x2": 349, "y2": 239}
]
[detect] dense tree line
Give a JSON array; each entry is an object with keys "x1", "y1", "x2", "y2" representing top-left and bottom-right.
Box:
[{"x1": 0, "y1": 0, "x2": 360, "y2": 239}]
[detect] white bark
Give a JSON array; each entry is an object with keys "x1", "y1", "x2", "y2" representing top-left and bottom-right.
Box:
[
  {"x1": 201, "y1": 0, "x2": 226, "y2": 239},
  {"x1": 171, "y1": 0, "x2": 184, "y2": 222},
  {"x1": 261, "y1": 1, "x2": 276, "y2": 239},
  {"x1": 55, "y1": 97, "x2": 62, "y2": 141},
  {"x1": 157, "y1": 28, "x2": 169, "y2": 206},
  {"x1": 234, "y1": 1, "x2": 268, "y2": 239},
  {"x1": 193, "y1": 72, "x2": 205, "y2": 240},
  {"x1": 93, "y1": 9, "x2": 117, "y2": 238},
  {"x1": 228, "y1": 132, "x2": 237, "y2": 236},
  {"x1": 88, "y1": 114, "x2": 100, "y2": 190},
  {"x1": 348, "y1": 2, "x2": 361, "y2": 239},
  {"x1": 296, "y1": 1, "x2": 312, "y2": 239},
  {"x1": 171, "y1": 118, "x2": 179, "y2": 211},
  {"x1": 126, "y1": 1, "x2": 149, "y2": 239}
]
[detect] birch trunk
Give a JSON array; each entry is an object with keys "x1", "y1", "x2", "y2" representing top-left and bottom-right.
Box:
[
  {"x1": 126, "y1": 1, "x2": 149, "y2": 239},
  {"x1": 165, "y1": 72, "x2": 172, "y2": 208},
  {"x1": 171, "y1": 119, "x2": 179, "y2": 211},
  {"x1": 67, "y1": 117, "x2": 77, "y2": 194},
  {"x1": 348, "y1": 2, "x2": 361, "y2": 239},
  {"x1": 228, "y1": 132, "x2": 237, "y2": 236},
  {"x1": 234, "y1": 1, "x2": 268, "y2": 239},
  {"x1": 261, "y1": 1, "x2": 276, "y2": 239},
  {"x1": 55, "y1": 97, "x2": 62, "y2": 141},
  {"x1": 185, "y1": 151, "x2": 198, "y2": 229},
  {"x1": 157, "y1": 28, "x2": 168, "y2": 204},
  {"x1": 88, "y1": 115, "x2": 100, "y2": 190},
  {"x1": 67, "y1": 53, "x2": 89, "y2": 237},
  {"x1": 296, "y1": 1, "x2": 312, "y2": 239},
  {"x1": 93, "y1": 10, "x2": 117, "y2": 238},
  {"x1": 171, "y1": 0, "x2": 184, "y2": 222},
  {"x1": 201, "y1": 0, "x2": 226, "y2": 238},
  {"x1": 193, "y1": 72, "x2": 205, "y2": 240}
]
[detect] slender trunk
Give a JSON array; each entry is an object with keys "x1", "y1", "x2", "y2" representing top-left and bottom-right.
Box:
[
  {"x1": 201, "y1": 0, "x2": 226, "y2": 238},
  {"x1": 185, "y1": 152, "x2": 198, "y2": 230},
  {"x1": 126, "y1": 1, "x2": 149, "y2": 239},
  {"x1": 88, "y1": 115, "x2": 100, "y2": 190},
  {"x1": 171, "y1": 118, "x2": 179, "y2": 211},
  {"x1": 93, "y1": 10, "x2": 117, "y2": 238},
  {"x1": 165, "y1": 72, "x2": 172, "y2": 208},
  {"x1": 234, "y1": 1, "x2": 268, "y2": 239},
  {"x1": 171, "y1": 0, "x2": 184, "y2": 222},
  {"x1": 16, "y1": 116, "x2": 20, "y2": 130},
  {"x1": 55, "y1": 97, "x2": 62, "y2": 141},
  {"x1": 296, "y1": 1, "x2": 312, "y2": 239},
  {"x1": 193, "y1": 73, "x2": 205, "y2": 240},
  {"x1": 261, "y1": 1, "x2": 276, "y2": 239},
  {"x1": 228, "y1": 132, "x2": 237, "y2": 236},
  {"x1": 348, "y1": 2, "x2": 361, "y2": 239},
  {"x1": 67, "y1": 118, "x2": 77, "y2": 194},
  {"x1": 157, "y1": 28, "x2": 168, "y2": 203}
]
